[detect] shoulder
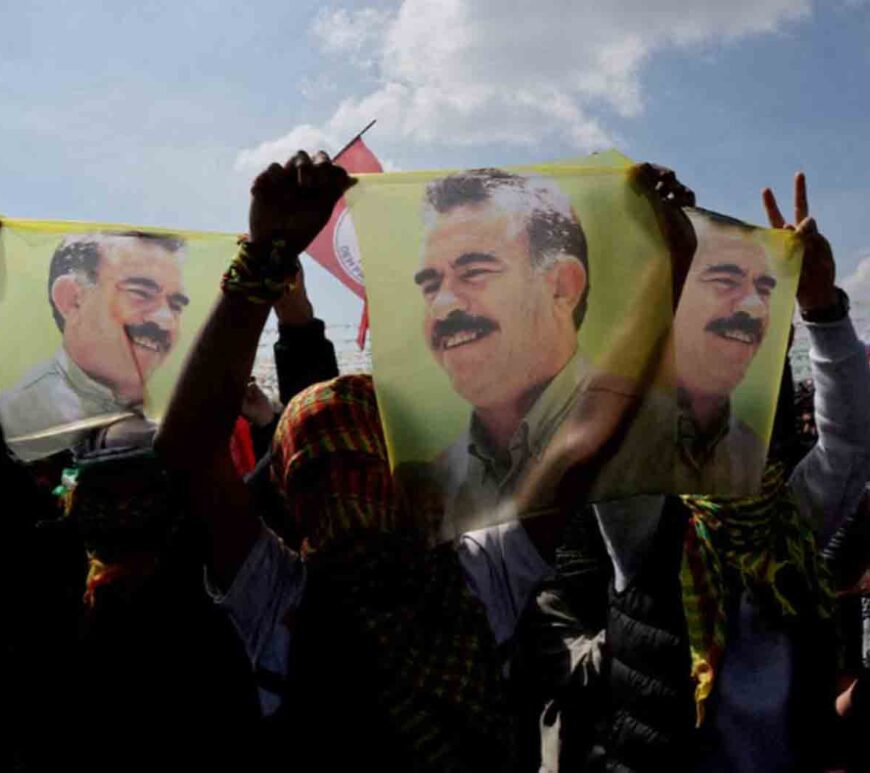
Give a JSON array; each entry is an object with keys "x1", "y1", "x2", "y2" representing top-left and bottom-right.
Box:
[
  {"x1": 1, "y1": 356, "x2": 65, "y2": 404},
  {"x1": 435, "y1": 431, "x2": 472, "y2": 475},
  {"x1": 457, "y1": 522, "x2": 551, "y2": 646},
  {"x1": 458, "y1": 522, "x2": 550, "y2": 595},
  {"x1": 0, "y1": 357, "x2": 78, "y2": 433},
  {"x1": 432, "y1": 430, "x2": 473, "y2": 501}
]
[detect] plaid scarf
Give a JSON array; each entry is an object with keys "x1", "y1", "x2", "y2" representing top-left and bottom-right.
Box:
[
  {"x1": 271, "y1": 375, "x2": 510, "y2": 770},
  {"x1": 309, "y1": 531, "x2": 511, "y2": 772},
  {"x1": 271, "y1": 374, "x2": 404, "y2": 549},
  {"x1": 680, "y1": 461, "x2": 835, "y2": 725}
]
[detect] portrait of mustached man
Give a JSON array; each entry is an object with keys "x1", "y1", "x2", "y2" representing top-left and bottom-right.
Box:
[
  {"x1": 413, "y1": 169, "x2": 590, "y2": 532},
  {"x1": 673, "y1": 210, "x2": 778, "y2": 493},
  {"x1": 0, "y1": 231, "x2": 188, "y2": 461}
]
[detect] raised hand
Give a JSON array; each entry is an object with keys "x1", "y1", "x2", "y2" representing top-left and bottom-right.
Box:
[
  {"x1": 274, "y1": 262, "x2": 315, "y2": 326},
  {"x1": 634, "y1": 162, "x2": 696, "y2": 208},
  {"x1": 762, "y1": 173, "x2": 837, "y2": 313},
  {"x1": 632, "y1": 162, "x2": 697, "y2": 307},
  {"x1": 249, "y1": 150, "x2": 355, "y2": 256},
  {"x1": 240, "y1": 378, "x2": 277, "y2": 427}
]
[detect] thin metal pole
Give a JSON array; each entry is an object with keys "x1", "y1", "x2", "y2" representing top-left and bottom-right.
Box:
[{"x1": 333, "y1": 119, "x2": 377, "y2": 162}]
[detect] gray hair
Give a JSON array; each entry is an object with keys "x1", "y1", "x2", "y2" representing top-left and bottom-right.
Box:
[{"x1": 423, "y1": 169, "x2": 589, "y2": 328}]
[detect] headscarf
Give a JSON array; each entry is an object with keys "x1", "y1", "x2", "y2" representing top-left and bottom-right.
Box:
[
  {"x1": 270, "y1": 374, "x2": 511, "y2": 770},
  {"x1": 270, "y1": 373, "x2": 401, "y2": 550},
  {"x1": 55, "y1": 418, "x2": 171, "y2": 610}
]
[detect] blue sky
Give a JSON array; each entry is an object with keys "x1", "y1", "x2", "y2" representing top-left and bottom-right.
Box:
[{"x1": 2, "y1": 0, "x2": 869, "y2": 326}]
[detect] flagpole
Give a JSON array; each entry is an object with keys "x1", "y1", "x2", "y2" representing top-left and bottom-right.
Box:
[{"x1": 333, "y1": 119, "x2": 377, "y2": 163}]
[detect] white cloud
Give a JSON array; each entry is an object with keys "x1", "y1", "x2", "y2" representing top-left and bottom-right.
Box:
[
  {"x1": 234, "y1": 124, "x2": 345, "y2": 171},
  {"x1": 841, "y1": 252, "x2": 870, "y2": 301},
  {"x1": 842, "y1": 253, "x2": 870, "y2": 341},
  {"x1": 312, "y1": 7, "x2": 392, "y2": 64},
  {"x1": 299, "y1": 73, "x2": 339, "y2": 99},
  {"x1": 236, "y1": 0, "x2": 810, "y2": 169}
]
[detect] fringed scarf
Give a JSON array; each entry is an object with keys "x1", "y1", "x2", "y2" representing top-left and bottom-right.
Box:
[{"x1": 680, "y1": 461, "x2": 835, "y2": 725}]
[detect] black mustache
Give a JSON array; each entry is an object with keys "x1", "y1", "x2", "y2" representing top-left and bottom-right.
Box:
[
  {"x1": 431, "y1": 311, "x2": 499, "y2": 349},
  {"x1": 125, "y1": 322, "x2": 171, "y2": 353},
  {"x1": 705, "y1": 312, "x2": 763, "y2": 344}
]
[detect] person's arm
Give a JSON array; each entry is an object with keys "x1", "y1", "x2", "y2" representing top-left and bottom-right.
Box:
[
  {"x1": 517, "y1": 164, "x2": 695, "y2": 561},
  {"x1": 792, "y1": 309, "x2": 870, "y2": 541},
  {"x1": 273, "y1": 264, "x2": 340, "y2": 405},
  {"x1": 763, "y1": 174, "x2": 870, "y2": 540},
  {"x1": 241, "y1": 379, "x2": 281, "y2": 459},
  {"x1": 155, "y1": 151, "x2": 354, "y2": 588}
]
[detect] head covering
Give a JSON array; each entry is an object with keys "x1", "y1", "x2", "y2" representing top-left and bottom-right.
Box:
[
  {"x1": 271, "y1": 375, "x2": 511, "y2": 769},
  {"x1": 56, "y1": 417, "x2": 171, "y2": 609},
  {"x1": 271, "y1": 374, "x2": 401, "y2": 549},
  {"x1": 680, "y1": 461, "x2": 835, "y2": 725}
]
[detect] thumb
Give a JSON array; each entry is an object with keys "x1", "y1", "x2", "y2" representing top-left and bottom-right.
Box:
[{"x1": 795, "y1": 217, "x2": 818, "y2": 237}]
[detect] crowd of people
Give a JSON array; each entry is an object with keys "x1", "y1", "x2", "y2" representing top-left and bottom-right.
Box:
[{"x1": 5, "y1": 152, "x2": 869, "y2": 772}]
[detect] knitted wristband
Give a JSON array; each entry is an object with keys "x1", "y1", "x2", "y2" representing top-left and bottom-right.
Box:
[{"x1": 221, "y1": 238, "x2": 300, "y2": 303}]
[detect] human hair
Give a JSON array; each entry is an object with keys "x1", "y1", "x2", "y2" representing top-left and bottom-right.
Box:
[
  {"x1": 423, "y1": 169, "x2": 590, "y2": 328},
  {"x1": 47, "y1": 231, "x2": 186, "y2": 331},
  {"x1": 684, "y1": 208, "x2": 771, "y2": 275}
]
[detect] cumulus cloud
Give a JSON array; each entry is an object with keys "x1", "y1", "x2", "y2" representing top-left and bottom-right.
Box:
[
  {"x1": 236, "y1": 0, "x2": 810, "y2": 169},
  {"x1": 841, "y1": 253, "x2": 870, "y2": 301},
  {"x1": 235, "y1": 124, "x2": 345, "y2": 171},
  {"x1": 312, "y1": 7, "x2": 392, "y2": 63}
]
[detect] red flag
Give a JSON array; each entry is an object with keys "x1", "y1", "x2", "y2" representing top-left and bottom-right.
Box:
[
  {"x1": 305, "y1": 137, "x2": 382, "y2": 300},
  {"x1": 229, "y1": 417, "x2": 257, "y2": 477},
  {"x1": 356, "y1": 300, "x2": 370, "y2": 350}
]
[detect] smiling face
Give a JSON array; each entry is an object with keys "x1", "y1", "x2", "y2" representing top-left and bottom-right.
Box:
[
  {"x1": 58, "y1": 237, "x2": 188, "y2": 400},
  {"x1": 415, "y1": 202, "x2": 580, "y2": 411},
  {"x1": 674, "y1": 224, "x2": 776, "y2": 398}
]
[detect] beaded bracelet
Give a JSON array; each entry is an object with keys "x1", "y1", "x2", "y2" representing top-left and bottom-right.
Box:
[{"x1": 221, "y1": 238, "x2": 300, "y2": 303}]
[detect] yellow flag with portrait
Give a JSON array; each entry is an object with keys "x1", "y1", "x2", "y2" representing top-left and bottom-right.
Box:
[
  {"x1": 0, "y1": 218, "x2": 237, "y2": 461},
  {"x1": 346, "y1": 153, "x2": 802, "y2": 539}
]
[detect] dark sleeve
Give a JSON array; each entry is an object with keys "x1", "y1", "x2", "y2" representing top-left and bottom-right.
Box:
[
  {"x1": 249, "y1": 416, "x2": 280, "y2": 461},
  {"x1": 274, "y1": 319, "x2": 339, "y2": 405},
  {"x1": 848, "y1": 668, "x2": 869, "y2": 725},
  {"x1": 822, "y1": 486, "x2": 870, "y2": 591}
]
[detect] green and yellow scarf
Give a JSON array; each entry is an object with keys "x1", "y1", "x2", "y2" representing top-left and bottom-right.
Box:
[{"x1": 680, "y1": 461, "x2": 835, "y2": 725}]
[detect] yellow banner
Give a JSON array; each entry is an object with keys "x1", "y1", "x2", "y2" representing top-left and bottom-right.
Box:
[
  {"x1": 0, "y1": 219, "x2": 236, "y2": 460},
  {"x1": 0, "y1": 154, "x2": 801, "y2": 532},
  {"x1": 347, "y1": 157, "x2": 802, "y2": 538}
]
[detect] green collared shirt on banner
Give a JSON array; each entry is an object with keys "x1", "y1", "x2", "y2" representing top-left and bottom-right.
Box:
[
  {"x1": 436, "y1": 347, "x2": 592, "y2": 538},
  {"x1": 0, "y1": 348, "x2": 139, "y2": 461}
]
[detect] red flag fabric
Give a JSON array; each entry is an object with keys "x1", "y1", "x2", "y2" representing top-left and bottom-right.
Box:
[
  {"x1": 229, "y1": 416, "x2": 257, "y2": 477},
  {"x1": 356, "y1": 300, "x2": 370, "y2": 350},
  {"x1": 305, "y1": 137, "x2": 382, "y2": 300}
]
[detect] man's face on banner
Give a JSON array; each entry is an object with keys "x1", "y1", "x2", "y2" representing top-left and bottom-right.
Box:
[
  {"x1": 674, "y1": 226, "x2": 776, "y2": 397},
  {"x1": 60, "y1": 237, "x2": 188, "y2": 397},
  {"x1": 415, "y1": 202, "x2": 572, "y2": 409}
]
